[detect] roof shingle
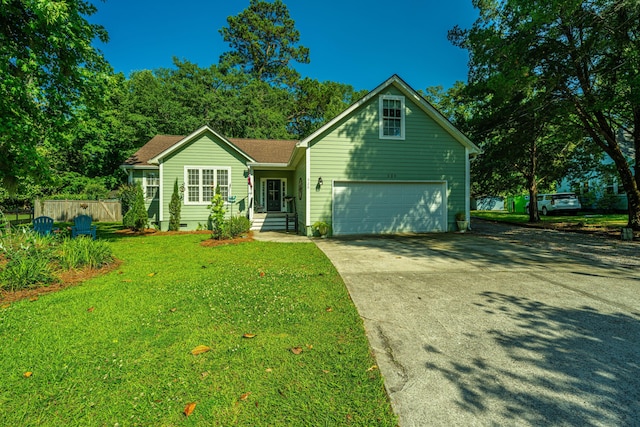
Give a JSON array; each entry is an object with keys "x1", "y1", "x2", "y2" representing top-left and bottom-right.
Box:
[
  {"x1": 123, "y1": 135, "x2": 184, "y2": 167},
  {"x1": 122, "y1": 134, "x2": 299, "y2": 167},
  {"x1": 229, "y1": 138, "x2": 298, "y2": 164}
]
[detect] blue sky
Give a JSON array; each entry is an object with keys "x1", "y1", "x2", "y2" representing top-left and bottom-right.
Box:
[{"x1": 91, "y1": 0, "x2": 479, "y2": 92}]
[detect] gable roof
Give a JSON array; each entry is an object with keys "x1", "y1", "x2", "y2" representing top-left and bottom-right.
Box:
[
  {"x1": 297, "y1": 74, "x2": 482, "y2": 155},
  {"x1": 229, "y1": 138, "x2": 299, "y2": 164},
  {"x1": 121, "y1": 125, "x2": 299, "y2": 168},
  {"x1": 122, "y1": 135, "x2": 184, "y2": 168}
]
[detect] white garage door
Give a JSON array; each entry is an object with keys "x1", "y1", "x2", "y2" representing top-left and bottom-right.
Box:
[{"x1": 332, "y1": 181, "x2": 447, "y2": 235}]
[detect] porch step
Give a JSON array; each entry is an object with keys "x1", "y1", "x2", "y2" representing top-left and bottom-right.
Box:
[
  {"x1": 251, "y1": 213, "x2": 297, "y2": 232},
  {"x1": 251, "y1": 212, "x2": 287, "y2": 231}
]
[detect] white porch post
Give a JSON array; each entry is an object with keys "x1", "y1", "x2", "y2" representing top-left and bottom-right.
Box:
[{"x1": 248, "y1": 166, "x2": 254, "y2": 221}]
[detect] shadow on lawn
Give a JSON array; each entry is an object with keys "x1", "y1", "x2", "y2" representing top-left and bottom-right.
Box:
[{"x1": 424, "y1": 292, "x2": 640, "y2": 425}]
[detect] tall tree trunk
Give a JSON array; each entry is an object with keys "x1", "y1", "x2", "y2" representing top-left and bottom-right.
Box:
[
  {"x1": 574, "y1": 105, "x2": 640, "y2": 230},
  {"x1": 526, "y1": 139, "x2": 540, "y2": 223}
]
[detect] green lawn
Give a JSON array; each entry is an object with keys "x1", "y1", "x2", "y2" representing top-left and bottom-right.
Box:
[
  {"x1": 0, "y1": 228, "x2": 396, "y2": 426},
  {"x1": 472, "y1": 210, "x2": 629, "y2": 229}
]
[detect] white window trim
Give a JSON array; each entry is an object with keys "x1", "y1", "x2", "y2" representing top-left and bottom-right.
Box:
[
  {"x1": 183, "y1": 166, "x2": 232, "y2": 205},
  {"x1": 143, "y1": 170, "x2": 160, "y2": 201},
  {"x1": 379, "y1": 95, "x2": 405, "y2": 140}
]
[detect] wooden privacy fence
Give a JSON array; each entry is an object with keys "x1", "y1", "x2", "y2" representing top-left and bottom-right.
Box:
[{"x1": 34, "y1": 199, "x2": 122, "y2": 222}]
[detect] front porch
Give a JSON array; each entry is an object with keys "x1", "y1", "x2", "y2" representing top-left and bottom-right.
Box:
[{"x1": 248, "y1": 168, "x2": 299, "y2": 232}]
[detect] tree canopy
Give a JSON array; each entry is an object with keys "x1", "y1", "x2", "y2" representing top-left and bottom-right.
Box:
[
  {"x1": 0, "y1": 0, "x2": 363, "y2": 206},
  {"x1": 0, "y1": 0, "x2": 109, "y2": 190},
  {"x1": 450, "y1": 0, "x2": 640, "y2": 228},
  {"x1": 219, "y1": 0, "x2": 310, "y2": 86}
]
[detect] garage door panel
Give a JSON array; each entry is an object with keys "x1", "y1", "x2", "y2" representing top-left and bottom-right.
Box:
[{"x1": 333, "y1": 182, "x2": 446, "y2": 235}]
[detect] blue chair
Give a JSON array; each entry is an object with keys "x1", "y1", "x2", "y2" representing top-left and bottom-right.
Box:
[
  {"x1": 33, "y1": 216, "x2": 54, "y2": 236},
  {"x1": 71, "y1": 214, "x2": 97, "y2": 239}
]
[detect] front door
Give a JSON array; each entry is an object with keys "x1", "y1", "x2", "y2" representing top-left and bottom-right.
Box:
[{"x1": 266, "y1": 179, "x2": 281, "y2": 211}]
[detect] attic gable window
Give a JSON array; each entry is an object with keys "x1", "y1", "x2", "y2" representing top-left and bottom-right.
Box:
[{"x1": 379, "y1": 95, "x2": 405, "y2": 140}]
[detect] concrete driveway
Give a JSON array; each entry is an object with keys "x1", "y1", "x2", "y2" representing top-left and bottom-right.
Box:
[{"x1": 314, "y1": 224, "x2": 640, "y2": 426}]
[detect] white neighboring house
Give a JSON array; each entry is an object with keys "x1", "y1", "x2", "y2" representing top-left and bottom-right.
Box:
[
  {"x1": 473, "y1": 196, "x2": 505, "y2": 211},
  {"x1": 557, "y1": 129, "x2": 635, "y2": 211}
]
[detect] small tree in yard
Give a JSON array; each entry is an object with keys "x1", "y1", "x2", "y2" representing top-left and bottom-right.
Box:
[
  {"x1": 168, "y1": 179, "x2": 181, "y2": 231},
  {"x1": 209, "y1": 185, "x2": 226, "y2": 240},
  {"x1": 123, "y1": 183, "x2": 148, "y2": 232}
]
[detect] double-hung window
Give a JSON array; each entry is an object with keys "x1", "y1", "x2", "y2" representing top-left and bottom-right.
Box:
[
  {"x1": 379, "y1": 95, "x2": 405, "y2": 140},
  {"x1": 184, "y1": 167, "x2": 231, "y2": 205},
  {"x1": 143, "y1": 171, "x2": 159, "y2": 200}
]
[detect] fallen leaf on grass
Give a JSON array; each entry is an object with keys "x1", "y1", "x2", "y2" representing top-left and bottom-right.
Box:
[
  {"x1": 242, "y1": 333, "x2": 256, "y2": 339},
  {"x1": 239, "y1": 392, "x2": 251, "y2": 401},
  {"x1": 325, "y1": 307, "x2": 333, "y2": 312},
  {"x1": 148, "y1": 272, "x2": 156, "y2": 277},
  {"x1": 183, "y1": 402, "x2": 196, "y2": 416},
  {"x1": 290, "y1": 347, "x2": 303, "y2": 355},
  {"x1": 122, "y1": 279, "x2": 132, "y2": 283},
  {"x1": 29, "y1": 297, "x2": 38, "y2": 302},
  {"x1": 87, "y1": 307, "x2": 95, "y2": 312},
  {"x1": 259, "y1": 271, "x2": 265, "y2": 277},
  {"x1": 306, "y1": 344, "x2": 313, "y2": 349},
  {"x1": 367, "y1": 365, "x2": 378, "y2": 372},
  {"x1": 191, "y1": 345, "x2": 212, "y2": 355},
  {"x1": 169, "y1": 307, "x2": 177, "y2": 313},
  {"x1": 23, "y1": 372, "x2": 33, "y2": 378}
]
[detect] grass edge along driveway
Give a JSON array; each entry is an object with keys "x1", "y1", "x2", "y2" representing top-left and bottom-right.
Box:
[{"x1": 0, "y1": 231, "x2": 397, "y2": 426}]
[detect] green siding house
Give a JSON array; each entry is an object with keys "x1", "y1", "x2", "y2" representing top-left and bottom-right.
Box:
[{"x1": 121, "y1": 75, "x2": 481, "y2": 235}]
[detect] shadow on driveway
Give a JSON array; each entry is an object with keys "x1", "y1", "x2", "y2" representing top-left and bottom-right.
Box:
[
  {"x1": 315, "y1": 225, "x2": 640, "y2": 426},
  {"x1": 426, "y1": 292, "x2": 640, "y2": 425}
]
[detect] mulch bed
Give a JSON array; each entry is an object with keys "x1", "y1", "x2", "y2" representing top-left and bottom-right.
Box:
[
  {"x1": 113, "y1": 228, "x2": 254, "y2": 246},
  {"x1": 200, "y1": 232, "x2": 254, "y2": 247},
  {"x1": 0, "y1": 259, "x2": 122, "y2": 305}
]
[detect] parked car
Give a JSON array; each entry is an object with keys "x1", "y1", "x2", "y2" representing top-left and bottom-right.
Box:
[{"x1": 525, "y1": 193, "x2": 582, "y2": 216}]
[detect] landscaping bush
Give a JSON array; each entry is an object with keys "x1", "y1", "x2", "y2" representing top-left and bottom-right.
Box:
[
  {"x1": 228, "y1": 215, "x2": 251, "y2": 237},
  {"x1": 209, "y1": 185, "x2": 226, "y2": 240},
  {"x1": 118, "y1": 183, "x2": 137, "y2": 217},
  {"x1": 0, "y1": 227, "x2": 114, "y2": 291},
  {"x1": 0, "y1": 229, "x2": 56, "y2": 290},
  {"x1": 1, "y1": 251, "x2": 53, "y2": 291},
  {"x1": 123, "y1": 183, "x2": 148, "y2": 231},
  {"x1": 168, "y1": 178, "x2": 181, "y2": 231},
  {"x1": 596, "y1": 192, "x2": 619, "y2": 212},
  {"x1": 0, "y1": 227, "x2": 56, "y2": 260},
  {"x1": 57, "y1": 238, "x2": 113, "y2": 270}
]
